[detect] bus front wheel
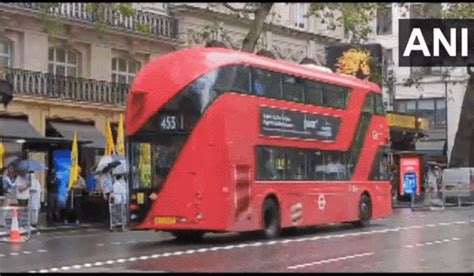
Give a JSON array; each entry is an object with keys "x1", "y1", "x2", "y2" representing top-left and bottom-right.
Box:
[
  {"x1": 353, "y1": 194, "x2": 372, "y2": 227},
  {"x1": 262, "y1": 198, "x2": 281, "y2": 239}
]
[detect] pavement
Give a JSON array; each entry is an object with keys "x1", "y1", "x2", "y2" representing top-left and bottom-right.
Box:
[{"x1": 0, "y1": 205, "x2": 473, "y2": 272}]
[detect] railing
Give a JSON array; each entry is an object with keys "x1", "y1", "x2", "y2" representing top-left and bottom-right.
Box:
[
  {"x1": 1, "y1": 2, "x2": 178, "y2": 39},
  {"x1": 3, "y1": 67, "x2": 128, "y2": 106}
]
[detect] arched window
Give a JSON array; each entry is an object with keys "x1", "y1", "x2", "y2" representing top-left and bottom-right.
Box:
[
  {"x1": 112, "y1": 57, "x2": 141, "y2": 84},
  {"x1": 48, "y1": 47, "x2": 80, "y2": 77},
  {"x1": 0, "y1": 38, "x2": 12, "y2": 67}
]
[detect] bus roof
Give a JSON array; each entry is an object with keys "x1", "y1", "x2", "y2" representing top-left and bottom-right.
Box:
[{"x1": 126, "y1": 47, "x2": 381, "y2": 136}]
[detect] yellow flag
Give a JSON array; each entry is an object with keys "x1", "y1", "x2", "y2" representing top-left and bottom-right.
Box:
[
  {"x1": 0, "y1": 143, "x2": 4, "y2": 169},
  {"x1": 116, "y1": 114, "x2": 125, "y2": 156},
  {"x1": 67, "y1": 132, "x2": 79, "y2": 191},
  {"x1": 104, "y1": 119, "x2": 115, "y2": 155}
]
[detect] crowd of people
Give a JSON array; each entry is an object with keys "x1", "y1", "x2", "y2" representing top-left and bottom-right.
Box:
[{"x1": 1, "y1": 161, "x2": 128, "y2": 229}]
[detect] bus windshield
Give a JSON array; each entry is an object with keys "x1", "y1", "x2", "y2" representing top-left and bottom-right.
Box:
[{"x1": 129, "y1": 135, "x2": 186, "y2": 191}]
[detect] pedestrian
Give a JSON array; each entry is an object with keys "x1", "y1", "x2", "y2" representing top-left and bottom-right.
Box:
[
  {"x1": 70, "y1": 167, "x2": 87, "y2": 225},
  {"x1": 98, "y1": 171, "x2": 113, "y2": 224},
  {"x1": 112, "y1": 174, "x2": 127, "y2": 205},
  {"x1": 15, "y1": 168, "x2": 31, "y2": 207},
  {"x1": 46, "y1": 167, "x2": 59, "y2": 223},
  {"x1": 29, "y1": 171, "x2": 41, "y2": 228},
  {"x1": 427, "y1": 166, "x2": 437, "y2": 199},
  {"x1": 2, "y1": 165, "x2": 17, "y2": 206}
]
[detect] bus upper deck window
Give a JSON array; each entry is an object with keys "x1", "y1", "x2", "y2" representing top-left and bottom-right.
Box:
[
  {"x1": 304, "y1": 80, "x2": 323, "y2": 106},
  {"x1": 251, "y1": 68, "x2": 281, "y2": 99},
  {"x1": 282, "y1": 75, "x2": 304, "y2": 102}
]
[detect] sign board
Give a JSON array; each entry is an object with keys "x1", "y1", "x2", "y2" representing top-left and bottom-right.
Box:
[
  {"x1": 399, "y1": 156, "x2": 421, "y2": 196},
  {"x1": 260, "y1": 106, "x2": 341, "y2": 141},
  {"x1": 386, "y1": 113, "x2": 416, "y2": 129}
]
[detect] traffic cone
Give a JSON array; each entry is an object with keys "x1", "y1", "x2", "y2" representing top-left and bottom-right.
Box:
[{"x1": 7, "y1": 209, "x2": 24, "y2": 243}]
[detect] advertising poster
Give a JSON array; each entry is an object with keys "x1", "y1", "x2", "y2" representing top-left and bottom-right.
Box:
[
  {"x1": 52, "y1": 149, "x2": 72, "y2": 208},
  {"x1": 399, "y1": 156, "x2": 421, "y2": 196}
]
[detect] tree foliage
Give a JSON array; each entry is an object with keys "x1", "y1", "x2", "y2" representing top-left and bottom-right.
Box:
[
  {"x1": 308, "y1": 3, "x2": 384, "y2": 43},
  {"x1": 39, "y1": 3, "x2": 150, "y2": 37}
]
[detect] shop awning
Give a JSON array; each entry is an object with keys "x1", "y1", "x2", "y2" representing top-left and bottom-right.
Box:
[
  {"x1": 0, "y1": 116, "x2": 43, "y2": 140},
  {"x1": 49, "y1": 121, "x2": 105, "y2": 149},
  {"x1": 415, "y1": 140, "x2": 446, "y2": 156}
]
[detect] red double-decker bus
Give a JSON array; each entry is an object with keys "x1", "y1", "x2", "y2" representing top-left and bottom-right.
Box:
[{"x1": 125, "y1": 47, "x2": 392, "y2": 240}]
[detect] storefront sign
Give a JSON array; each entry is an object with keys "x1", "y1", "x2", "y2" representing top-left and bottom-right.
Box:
[
  {"x1": 387, "y1": 113, "x2": 416, "y2": 129},
  {"x1": 260, "y1": 106, "x2": 341, "y2": 140},
  {"x1": 399, "y1": 156, "x2": 421, "y2": 196}
]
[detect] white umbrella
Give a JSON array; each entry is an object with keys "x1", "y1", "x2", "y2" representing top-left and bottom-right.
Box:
[
  {"x1": 111, "y1": 160, "x2": 128, "y2": 175},
  {"x1": 95, "y1": 154, "x2": 124, "y2": 174}
]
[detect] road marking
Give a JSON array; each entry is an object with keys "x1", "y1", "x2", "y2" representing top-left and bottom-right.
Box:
[
  {"x1": 117, "y1": 258, "x2": 127, "y2": 263},
  {"x1": 10, "y1": 252, "x2": 19, "y2": 256},
  {"x1": 28, "y1": 219, "x2": 470, "y2": 273},
  {"x1": 23, "y1": 251, "x2": 31, "y2": 255},
  {"x1": 106, "y1": 260, "x2": 116, "y2": 264},
  {"x1": 287, "y1": 252, "x2": 374, "y2": 269},
  {"x1": 405, "y1": 237, "x2": 461, "y2": 248},
  {"x1": 37, "y1": 249, "x2": 47, "y2": 253},
  {"x1": 61, "y1": 266, "x2": 70, "y2": 271},
  {"x1": 50, "y1": 268, "x2": 59, "y2": 272},
  {"x1": 96, "y1": 243, "x2": 104, "y2": 247},
  {"x1": 0, "y1": 254, "x2": 5, "y2": 257},
  {"x1": 72, "y1": 265, "x2": 82, "y2": 269},
  {"x1": 113, "y1": 242, "x2": 122, "y2": 245}
]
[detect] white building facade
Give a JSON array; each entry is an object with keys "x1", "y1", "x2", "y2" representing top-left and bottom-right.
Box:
[{"x1": 368, "y1": 3, "x2": 470, "y2": 165}]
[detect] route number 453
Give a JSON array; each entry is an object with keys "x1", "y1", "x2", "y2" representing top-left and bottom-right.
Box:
[{"x1": 160, "y1": 115, "x2": 177, "y2": 130}]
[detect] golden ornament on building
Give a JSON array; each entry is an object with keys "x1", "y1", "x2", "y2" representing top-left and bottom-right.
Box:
[{"x1": 335, "y1": 48, "x2": 371, "y2": 79}]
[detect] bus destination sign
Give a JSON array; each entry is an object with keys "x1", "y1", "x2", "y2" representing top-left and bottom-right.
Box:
[{"x1": 260, "y1": 106, "x2": 340, "y2": 141}]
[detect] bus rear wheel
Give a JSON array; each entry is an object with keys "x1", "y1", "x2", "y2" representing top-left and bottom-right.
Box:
[
  {"x1": 353, "y1": 194, "x2": 372, "y2": 227},
  {"x1": 172, "y1": 231, "x2": 204, "y2": 242},
  {"x1": 262, "y1": 198, "x2": 280, "y2": 239}
]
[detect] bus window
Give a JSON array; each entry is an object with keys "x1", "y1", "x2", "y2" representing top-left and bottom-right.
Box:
[
  {"x1": 282, "y1": 74, "x2": 304, "y2": 102},
  {"x1": 370, "y1": 147, "x2": 391, "y2": 180},
  {"x1": 187, "y1": 69, "x2": 220, "y2": 113},
  {"x1": 324, "y1": 152, "x2": 347, "y2": 180},
  {"x1": 304, "y1": 79, "x2": 323, "y2": 106},
  {"x1": 285, "y1": 149, "x2": 307, "y2": 180},
  {"x1": 215, "y1": 65, "x2": 251, "y2": 94},
  {"x1": 362, "y1": 93, "x2": 375, "y2": 114},
  {"x1": 323, "y1": 84, "x2": 349, "y2": 109},
  {"x1": 130, "y1": 143, "x2": 152, "y2": 189},
  {"x1": 251, "y1": 68, "x2": 282, "y2": 99},
  {"x1": 374, "y1": 93, "x2": 385, "y2": 115},
  {"x1": 307, "y1": 150, "x2": 324, "y2": 180}
]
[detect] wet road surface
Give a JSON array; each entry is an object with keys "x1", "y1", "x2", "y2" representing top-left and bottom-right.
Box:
[{"x1": 1, "y1": 207, "x2": 473, "y2": 272}]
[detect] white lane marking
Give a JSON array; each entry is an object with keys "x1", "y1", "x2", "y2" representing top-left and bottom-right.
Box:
[
  {"x1": 61, "y1": 266, "x2": 70, "y2": 271},
  {"x1": 50, "y1": 268, "x2": 59, "y2": 272},
  {"x1": 72, "y1": 265, "x2": 82, "y2": 269},
  {"x1": 29, "y1": 219, "x2": 470, "y2": 272},
  {"x1": 96, "y1": 243, "x2": 104, "y2": 247},
  {"x1": 10, "y1": 252, "x2": 19, "y2": 256},
  {"x1": 23, "y1": 251, "x2": 32, "y2": 255},
  {"x1": 139, "y1": 256, "x2": 149, "y2": 260},
  {"x1": 112, "y1": 242, "x2": 122, "y2": 245},
  {"x1": 28, "y1": 271, "x2": 36, "y2": 273},
  {"x1": 37, "y1": 249, "x2": 47, "y2": 253},
  {"x1": 287, "y1": 252, "x2": 374, "y2": 269},
  {"x1": 39, "y1": 269, "x2": 48, "y2": 273},
  {"x1": 439, "y1": 222, "x2": 451, "y2": 226},
  {"x1": 0, "y1": 254, "x2": 5, "y2": 257},
  {"x1": 106, "y1": 260, "x2": 115, "y2": 264},
  {"x1": 406, "y1": 237, "x2": 461, "y2": 248},
  {"x1": 117, "y1": 258, "x2": 127, "y2": 263}
]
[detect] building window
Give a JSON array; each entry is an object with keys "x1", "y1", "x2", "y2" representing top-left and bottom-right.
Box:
[
  {"x1": 410, "y1": 66, "x2": 443, "y2": 77},
  {"x1": 112, "y1": 57, "x2": 141, "y2": 84},
  {"x1": 376, "y1": 5, "x2": 392, "y2": 35},
  {"x1": 294, "y1": 3, "x2": 306, "y2": 29},
  {"x1": 0, "y1": 38, "x2": 12, "y2": 67},
  {"x1": 394, "y1": 98, "x2": 447, "y2": 128},
  {"x1": 382, "y1": 48, "x2": 393, "y2": 77},
  {"x1": 48, "y1": 47, "x2": 80, "y2": 77},
  {"x1": 410, "y1": 3, "x2": 442, "y2": 19}
]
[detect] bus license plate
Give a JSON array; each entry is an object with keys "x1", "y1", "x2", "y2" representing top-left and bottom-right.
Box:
[{"x1": 154, "y1": 217, "x2": 176, "y2": 224}]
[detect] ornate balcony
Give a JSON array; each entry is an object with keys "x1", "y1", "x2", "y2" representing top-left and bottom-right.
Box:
[
  {"x1": 0, "y1": 2, "x2": 178, "y2": 39},
  {"x1": 3, "y1": 67, "x2": 128, "y2": 106}
]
